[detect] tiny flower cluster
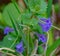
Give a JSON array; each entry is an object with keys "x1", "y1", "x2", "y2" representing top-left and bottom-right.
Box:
[
  {"x1": 4, "y1": 27, "x2": 14, "y2": 35},
  {"x1": 35, "y1": 32, "x2": 47, "y2": 43},
  {"x1": 35, "y1": 18, "x2": 52, "y2": 43},
  {"x1": 16, "y1": 41, "x2": 24, "y2": 53},
  {"x1": 38, "y1": 18, "x2": 52, "y2": 32}
]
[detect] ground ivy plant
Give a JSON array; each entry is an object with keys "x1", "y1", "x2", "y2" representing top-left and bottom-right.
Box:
[{"x1": 0, "y1": 0, "x2": 60, "y2": 56}]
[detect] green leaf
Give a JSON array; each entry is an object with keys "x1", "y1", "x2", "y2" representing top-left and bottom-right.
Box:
[
  {"x1": 0, "y1": 34, "x2": 16, "y2": 49},
  {"x1": 46, "y1": 38, "x2": 60, "y2": 56},
  {"x1": 0, "y1": 12, "x2": 4, "y2": 25},
  {"x1": 54, "y1": 4, "x2": 60, "y2": 13},
  {"x1": 7, "y1": 3, "x2": 20, "y2": 19},
  {"x1": 33, "y1": 24, "x2": 43, "y2": 34},
  {"x1": 37, "y1": 46, "x2": 44, "y2": 54},
  {"x1": 3, "y1": 3, "x2": 20, "y2": 27},
  {"x1": 30, "y1": 18, "x2": 38, "y2": 26},
  {"x1": 21, "y1": 10, "x2": 32, "y2": 25},
  {"x1": 3, "y1": 7, "x2": 12, "y2": 26},
  {"x1": 28, "y1": 0, "x2": 47, "y2": 14},
  {"x1": 47, "y1": 0, "x2": 52, "y2": 17},
  {"x1": 7, "y1": 10, "x2": 18, "y2": 35},
  {"x1": 0, "y1": 12, "x2": 2, "y2": 22},
  {"x1": 24, "y1": 0, "x2": 28, "y2": 7}
]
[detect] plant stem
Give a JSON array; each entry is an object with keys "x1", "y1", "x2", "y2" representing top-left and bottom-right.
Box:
[{"x1": 44, "y1": 32, "x2": 49, "y2": 56}]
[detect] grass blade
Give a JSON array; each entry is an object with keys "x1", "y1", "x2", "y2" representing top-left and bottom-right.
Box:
[{"x1": 47, "y1": 0, "x2": 52, "y2": 17}]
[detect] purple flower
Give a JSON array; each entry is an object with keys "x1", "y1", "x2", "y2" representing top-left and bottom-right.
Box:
[
  {"x1": 16, "y1": 41, "x2": 24, "y2": 53},
  {"x1": 35, "y1": 33, "x2": 47, "y2": 43},
  {"x1": 38, "y1": 18, "x2": 52, "y2": 32},
  {"x1": 4, "y1": 27, "x2": 14, "y2": 35}
]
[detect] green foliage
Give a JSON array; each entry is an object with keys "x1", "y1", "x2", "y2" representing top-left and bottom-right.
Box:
[
  {"x1": 46, "y1": 38, "x2": 60, "y2": 56},
  {"x1": 0, "y1": 0, "x2": 55, "y2": 56},
  {"x1": 0, "y1": 13, "x2": 2, "y2": 24},
  {"x1": 20, "y1": 10, "x2": 32, "y2": 25},
  {"x1": 54, "y1": 4, "x2": 60, "y2": 13},
  {"x1": 28, "y1": 0, "x2": 47, "y2": 14},
  {"x1": 0, "y1": 34, "x2": 16, "y2": 49},
  {"x1": 37, "y1": 46, "x2": 44, "y2": 54},
  {"x1": 47, "y1": 0, "x2": 52, "y2": 17},
  {"x1": 0, "y1": 12, "x2": 5, "y2": 26},
  {"x1": 3, "y1": 3, "x2": 20, "y2": 27},
  {"x1": 48, "y1": 28, "x2": 54, "y2": 46},
  {"x1": 0, "y1": 13, "x2": 2, "y2": 21}
]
